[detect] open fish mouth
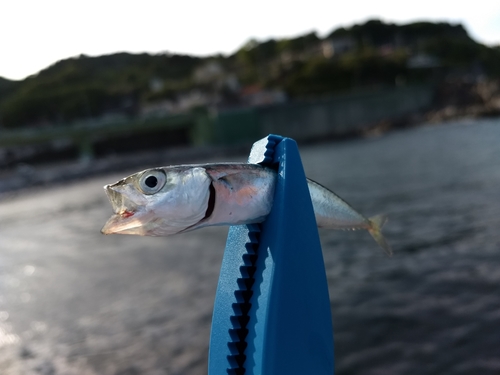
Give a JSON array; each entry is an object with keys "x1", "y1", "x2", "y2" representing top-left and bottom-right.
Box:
[
  {"x1": 104, "y1": 184, "x2": 136, "y2": 214},
  {"x1": 101, "y1": 213, "x2": 145, "y2": 235},
  {"x1": 101, "y1": 184, "x2": 147, "y2": 235}
]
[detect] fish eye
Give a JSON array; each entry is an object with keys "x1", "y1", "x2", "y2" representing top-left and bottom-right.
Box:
[{"x1": 138, "y1": 170, "x2": 166, "y2": 195}]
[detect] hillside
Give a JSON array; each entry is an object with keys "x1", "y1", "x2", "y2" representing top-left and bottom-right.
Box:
[
  {"x1": 0, "y1": 76, "x2": 18, "y2": 102},
  {"x1": 1, "y1": 19, "x2": 499, "y2": 128}
]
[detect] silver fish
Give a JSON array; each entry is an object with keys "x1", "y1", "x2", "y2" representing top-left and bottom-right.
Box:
[{"x1": 101, "y1": 163, "x2": 391, "y2": 255}]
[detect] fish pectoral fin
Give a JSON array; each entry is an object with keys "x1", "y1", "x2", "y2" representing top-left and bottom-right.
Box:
[{"x1": 367, "y1": 214, "x2": 392, "y2": 256}]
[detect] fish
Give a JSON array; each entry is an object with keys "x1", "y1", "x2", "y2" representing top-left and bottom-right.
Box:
[{"x1": 101, "y1": 163, "x2": 392, "y2": 255}]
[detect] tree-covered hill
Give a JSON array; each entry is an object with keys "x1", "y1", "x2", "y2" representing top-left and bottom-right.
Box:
[
  {"x1": 0, "y1": 53, "x2": 202, "y2": 128},
  {"x1": 0, "y1": 76, "x2": 19, "y2": 102},
  {"x1": 1, "y1": 19, "x2": 499, "y2": 129},
  {"x1": 328, "y1": 20, "x2": 472, "y2": 46}
]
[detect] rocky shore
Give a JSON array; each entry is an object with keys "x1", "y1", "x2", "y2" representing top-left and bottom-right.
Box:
[{"x1": 426, "y1": 79, "x2": 500, "y2": 122}]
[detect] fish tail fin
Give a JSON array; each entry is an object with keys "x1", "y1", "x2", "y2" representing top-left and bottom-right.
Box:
[{"x1": 367, "y1": 214, "x2": 392, "y2": 256}]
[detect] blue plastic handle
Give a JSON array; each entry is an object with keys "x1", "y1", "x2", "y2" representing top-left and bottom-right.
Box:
[{"x1": 209, "y1": 135, "x2": 334, "y2": 375}]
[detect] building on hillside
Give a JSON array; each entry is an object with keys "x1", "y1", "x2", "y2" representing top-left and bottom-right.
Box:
[
  {"x1": 193, "y1": 61, "x2": 225, "y2": 84},
  {"x1": 322, "y1": 37, "x2": 355, "y2": 58},
  {"x1": 140, "y1": 100, "x2": 175, "y2": 118}
]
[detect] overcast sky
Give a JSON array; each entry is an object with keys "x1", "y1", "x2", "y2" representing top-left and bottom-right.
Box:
[{"x1": 1, "y1": 0, "x2": 500, "y2": 80}]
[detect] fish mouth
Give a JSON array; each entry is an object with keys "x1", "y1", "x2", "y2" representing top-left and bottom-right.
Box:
[
  {"x1": 104, "y1": 183, "x2": 137, "y2": 214},
  {"x1": 101, "y1": 183, "x2": 147, "y2": 235},
  {"x1": 101, "y1": 213, "x2": 146, "y2": 235}
]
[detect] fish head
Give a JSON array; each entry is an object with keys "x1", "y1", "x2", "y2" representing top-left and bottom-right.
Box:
[{"x1": 101, "y1": 166, "x2": 212, "y2": 236}]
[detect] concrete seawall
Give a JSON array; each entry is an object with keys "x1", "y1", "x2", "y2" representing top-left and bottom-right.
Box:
[{"x1": 214, "y1": 85, "x2": 434, "y2": 144}]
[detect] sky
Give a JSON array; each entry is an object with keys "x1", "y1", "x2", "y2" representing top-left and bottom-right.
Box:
[{"x1": 1, "y1": 0, "x2": 500, "y2": 81}]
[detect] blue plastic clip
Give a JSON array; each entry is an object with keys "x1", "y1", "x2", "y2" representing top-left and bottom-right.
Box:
[{"x1": 209, "y1": 135, "x2": 334, "y2": 375}]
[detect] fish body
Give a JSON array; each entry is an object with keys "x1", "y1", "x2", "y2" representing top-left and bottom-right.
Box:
[{"x1": 102, "y1": 163, "x2": 391, "y2": 254}]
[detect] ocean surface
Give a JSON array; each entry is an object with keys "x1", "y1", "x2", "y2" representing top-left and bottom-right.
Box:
[{"x1": 0, "y1": 117, "x2": 499, "y2": 374}]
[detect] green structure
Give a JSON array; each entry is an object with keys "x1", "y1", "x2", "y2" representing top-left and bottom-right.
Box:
[
  {"x1": 0, "y1": 111, "x2": 211, "y2": 162},
  {"x1": 212, "y1": 85, "x2": 434, "y2": 146}
]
